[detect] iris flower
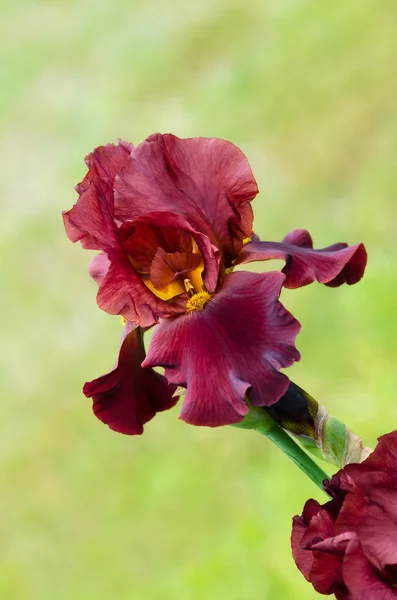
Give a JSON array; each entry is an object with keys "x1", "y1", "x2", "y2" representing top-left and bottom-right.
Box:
[
  {"x1": 292, "y1": 431, "x2": 397, "y2": 598},
  {"x1": 63, "y1": 134, "x2": 366, "y2": 434}
]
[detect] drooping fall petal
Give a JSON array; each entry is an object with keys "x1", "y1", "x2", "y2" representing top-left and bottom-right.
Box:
[
  {"x1": 83, "y1": 323, "x2": 177, "y2": 435},
  {"x1": 236, "y1": 229, "x2": 367, "y2": 288},
  {"x1": 114, "y1": 133, "x2": 259, "y2": 264},
  {"x1": 142, "y1": 271, "x2": 300, "y2": 427}
]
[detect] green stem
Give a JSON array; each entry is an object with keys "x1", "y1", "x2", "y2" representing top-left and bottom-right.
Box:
[{"x1": 233, "y1": 404, "x2": 330, "y2": 494}]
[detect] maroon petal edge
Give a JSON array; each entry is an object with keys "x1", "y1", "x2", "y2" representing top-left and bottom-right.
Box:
[
  {"x1": 235, "y1": 229, "x2": 367, "y2": 289},
  {"x1": 63, "y1": 141, "x2": 133, "y2": 251},
  {"x1": 83, "y1": 323, "x2": 177, "y2": 435}
]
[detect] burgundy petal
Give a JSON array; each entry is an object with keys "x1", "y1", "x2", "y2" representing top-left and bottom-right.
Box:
[
  {"x1": 359, "y1": 473, "x2": 397, "y2": 524},
  {"x1": 336, "y1": 486, "x2": 397, "y2": 570},
  {"x1": 142, "y1": 271, "x2": 300, "y2": 427},
  {"x1": 114, "y1": 133, "x2": 258, "y2": 263},
  {"x1": 292, "y1": 502, "x2": 321, "y2": 582},
  {"x1": 342, "y1": 538, "x2": 397, "y2": 600},
  {"x1": 95, "y1": 255, "x2": 185, "y2": 327},
  {"x1": 312, "y1": 531, "x2": 356, "y2": 554},
  {"x1": 363, "y1": 430, "x2": 397, "y2": 472},
  {"x1": 235, "y1": 229, "x2": 367, "y2": 289},
  {"x1": 83, "y1": 323, "x2": 177, "y2": 435},
  {"x1": 88, "y1": 252, "x2": 110, "y2": 286},
  {"x1": 291, "y1": 515, "x2": 315, "y2": 583},
  {"x1": 88, "y1": 250, "x2": 180, "y2": 327},
  {"x1": 300, "y1": 508, "x2": 336, "y2": 550},
  {"x1": 63, "y1": 141, "x2": 132, "y2": 251},
  {"x1": 292, "y1": 504, "x2": 345, "y2": 595}
]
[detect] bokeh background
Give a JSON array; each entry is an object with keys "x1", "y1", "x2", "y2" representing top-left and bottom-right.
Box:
[{"x1": 2, "y1": 0, "x2": 397, "y2": 598}]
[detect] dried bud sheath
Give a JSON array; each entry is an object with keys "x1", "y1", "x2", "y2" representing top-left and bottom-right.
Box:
[{"x1": 268, "y1": 382, "x2": 372, "y2": 467}]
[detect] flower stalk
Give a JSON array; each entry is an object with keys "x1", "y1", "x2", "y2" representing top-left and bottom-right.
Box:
[{"x1": 233, "y1": 404, "x2": 330, "y2": 493}]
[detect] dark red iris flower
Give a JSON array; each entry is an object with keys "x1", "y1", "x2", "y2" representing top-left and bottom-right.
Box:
[
  {"x1": 63, "y1": 133, "x2": 367, "y2": 434},
  {"x1": 292, "y1": 431, "x2": 397, "y2": 599}
]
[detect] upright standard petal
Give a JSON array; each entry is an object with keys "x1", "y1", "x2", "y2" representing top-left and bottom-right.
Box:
[
  {"x1": 236, "y1": 229, "x2": 367, "y2": 288},
  {"x1": 114, "y1": 133, "x2": 259, "y2": 264},
  {"x1": 142, "y1": 271, "x2": 300, "y2": 427},
  {"x1": 63, "y1": 141, "x2": 133, "y2": 250},
  {"x1": 83, "y1": 323, "x2": 177, "y2": 435}
]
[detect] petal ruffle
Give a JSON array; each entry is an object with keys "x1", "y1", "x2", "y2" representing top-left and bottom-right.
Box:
[
  {"x1": 292, "y1": 503, "x2": 345, "y2": 595},
  {"x1": 83, "y1": 323, "x2": 177, "y2": 435},
  {"x1": 95, "y1": 256, "x2": 164, "y2": 326},
  {"x1": 120, "y1": 211, "x2": 221, "y2": 294},
  {"x1": 63, "y1": 141, "x2": 133, "y2": 251},
  {"x1": 342, "y1": 538, "x2": 397, "y2": 600},
  {"x1": 235, "y1": 229, "x2": 367, "y2": 288},
  {"x1": 142, "y1": 271, "x2": 300, "y2": 427},
  {"x1": 88, "y1": 251, "x2": 165, "y2": 327},
  {"x1": 335, "y1": 486, "x2": 397, "y2": 571},
  {"x1": 114, "y1": 133, "x2": 258, "y2": 263},
  {"x1": 362, "y1": 430, "x2": 397, "y2": 472}
]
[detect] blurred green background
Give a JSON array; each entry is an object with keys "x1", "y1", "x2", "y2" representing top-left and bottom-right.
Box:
[{"x1": 2, "y1": 0, "x2": 397, "y2": 598}]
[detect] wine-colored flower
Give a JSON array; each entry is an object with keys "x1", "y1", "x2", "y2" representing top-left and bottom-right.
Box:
[
  {"x1": 63, "y1": 133, "x2": 367, "y2": 434},
  {"x1": 292, "y1": 431, "x2": 397, "y2": 599}
]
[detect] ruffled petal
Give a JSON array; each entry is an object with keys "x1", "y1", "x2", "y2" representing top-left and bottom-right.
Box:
[
  {"x1": 336, "y1": 486, "x2": 397, "y2": 570},
  {"x1": 63, "y1": 141, "x2": 132, "y2": 250},
  {"x1": 292, "y1": 503, "x2": 345, "y2": 595},
  {"x1": 83, "y1": 323, "x2": 177, "y2": 435},
  {"x1": 142, "y1": 271, "x2": 300, "y2": 427},
  {"x1": 114, "y1": 133, "x2": 258, "y2": 263},
  {"x1": 235, "y1": 229, "x2": 367, "y2": 288},
  {"x1": 87, "y1": 251, "x2": 173, "y2": 327},
  {"x1": 75, "y1": 140, "x2": 133, "y2": 195},
  {"x1": 96, "y1": 254, "x2": 202, "y2": 326},
  {"x1": 342, "y1": 538, "x2": 397, "y2": 600},
  {"x1": 363, "y1": 430, "x2": 397, "y2": 472},
  {"x1": 359, "y1": 472, "x2": 397, "y2": 524},
  {"x1": 292, "y1": 509, "x2": 317, "y2": 582}
]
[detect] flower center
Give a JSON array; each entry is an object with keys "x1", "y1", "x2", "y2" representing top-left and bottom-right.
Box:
[
  {"x1": 186, "y1": 291, "x2": 212, "y2": 313},
  {"x1": 126, "y1": 224, "x2": 206, "y2": 302},
  {"x1": 384, "y1": 565, "x2": 397, "y2": 588}
]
